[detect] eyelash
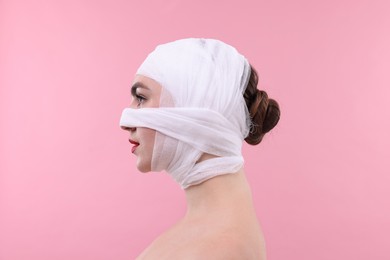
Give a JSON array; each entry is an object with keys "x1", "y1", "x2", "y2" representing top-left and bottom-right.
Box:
[{"x1": 135, "y1": 94, "x2": 146, "y2": 106}]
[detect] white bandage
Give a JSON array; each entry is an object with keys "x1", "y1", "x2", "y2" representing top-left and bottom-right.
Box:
[{"x1": 120, "y1": 38, "x2": 252, "y2": 189}]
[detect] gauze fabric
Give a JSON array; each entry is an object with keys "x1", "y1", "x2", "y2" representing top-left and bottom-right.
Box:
[{"x1": 120, "y1": 38, "x2": 252, "y2": 189}]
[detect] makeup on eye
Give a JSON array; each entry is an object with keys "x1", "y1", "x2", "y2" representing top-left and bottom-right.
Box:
[
  {"x1": 135, "y1": 93, "x2": 146, "y2": 104},
  {"x1": 131, "y1": 82, "x2": 149, "y2": 107},
  {"x1": 131, "y1": 82, "x2": 150, "y2": 96}
]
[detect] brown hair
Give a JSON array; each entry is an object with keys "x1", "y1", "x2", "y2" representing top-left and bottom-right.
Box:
[{"x1": 243, "y1": 65, "x2": 281, "y2": 145}]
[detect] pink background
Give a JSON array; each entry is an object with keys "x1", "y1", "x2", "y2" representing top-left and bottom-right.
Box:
[{"x1": 1, "y1": 0, "x2": 389, "y2": 259}]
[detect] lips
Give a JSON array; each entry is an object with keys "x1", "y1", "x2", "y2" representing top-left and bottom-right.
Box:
[{"x1": 129, "y1": 139, "x2": 140, "y2": 153}]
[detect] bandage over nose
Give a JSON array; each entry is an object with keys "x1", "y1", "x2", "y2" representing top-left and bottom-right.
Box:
[{"x1": 120, "y1": 38, "x2": 252, "y2": 189}]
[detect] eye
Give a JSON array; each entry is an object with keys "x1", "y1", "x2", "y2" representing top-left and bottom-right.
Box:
[{"x1": 135, "y1": 94, "x2": 146, "y2": 107}]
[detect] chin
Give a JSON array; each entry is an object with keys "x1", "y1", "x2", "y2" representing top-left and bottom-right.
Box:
[
  {"x1": 136, "y1": 160, "x2": 152, "y2": 173},
  {"x1": 138, "y1": 168, "x2": 151, "y2": 173}
]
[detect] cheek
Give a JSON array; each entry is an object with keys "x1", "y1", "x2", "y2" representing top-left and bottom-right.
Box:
[
  {"x1": 141, "y1": 128, "x2": 156, "y2": 147},
  {"x1": 138, "y1": 128, "x2": 156, "y2": 158},
  {"x1": 136, "y1": 128, "x2": 156, "y2": 172}
]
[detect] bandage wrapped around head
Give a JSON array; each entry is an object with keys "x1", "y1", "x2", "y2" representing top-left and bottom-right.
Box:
[{"x1": 120, "y1": 38, "x2": 252, "y2": 189}]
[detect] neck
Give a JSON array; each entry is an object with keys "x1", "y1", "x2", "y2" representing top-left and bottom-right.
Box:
[{"x1": 183, "y1": 168, "x2": 255, "y2": 220}]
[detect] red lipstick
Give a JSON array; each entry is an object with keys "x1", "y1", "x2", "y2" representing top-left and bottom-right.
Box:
[{"x1": 129, "y1": 139, "x2": 140, "y2": 153}]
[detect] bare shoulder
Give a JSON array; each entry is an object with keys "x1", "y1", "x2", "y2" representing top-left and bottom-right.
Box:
[
  {"x1": 175, "y1": 230, "x2": 265, "y2": 260},
  {"x1": 136, "y1": 220, "x2": 266, "y2": 260}
]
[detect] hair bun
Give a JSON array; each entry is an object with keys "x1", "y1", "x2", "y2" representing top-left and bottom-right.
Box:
[{"x1": 244, "y1": 66, "x2": 281, "y2": 145}]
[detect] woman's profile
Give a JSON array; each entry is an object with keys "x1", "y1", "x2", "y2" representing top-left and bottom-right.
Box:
[{"x1": 120, "y1": 38, "x2": 280, "y2": 259}]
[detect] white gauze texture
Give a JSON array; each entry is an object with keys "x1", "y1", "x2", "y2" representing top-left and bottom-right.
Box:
[{"x1": 120, "y1": 38, "x2": 252, "y2": 189}]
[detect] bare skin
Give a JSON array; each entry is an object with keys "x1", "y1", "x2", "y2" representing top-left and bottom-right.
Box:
[
  {"x1": 123, "y1": 75, "x2": 266, "y2": 259},
  {"x1": 136, "y1": 166, "x2": 266, "y2": 259}
]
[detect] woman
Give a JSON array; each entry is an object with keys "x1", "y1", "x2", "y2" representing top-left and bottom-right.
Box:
[{"x1": 120, "y1": 38, "x2": 280, "y2": 259}]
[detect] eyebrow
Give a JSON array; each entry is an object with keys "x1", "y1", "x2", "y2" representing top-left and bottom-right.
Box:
[{"x1": 131, "y1": 82, "x2": 150, "y2": 96}]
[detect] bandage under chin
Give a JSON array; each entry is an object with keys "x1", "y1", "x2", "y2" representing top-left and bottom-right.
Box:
[{"x1": 119, "y1": 38, "x2": 252, "y2": 189}]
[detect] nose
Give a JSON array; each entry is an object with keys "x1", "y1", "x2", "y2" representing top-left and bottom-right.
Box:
[{"x1": 121, "y1": 125, "x2": 136, "y2": 132}]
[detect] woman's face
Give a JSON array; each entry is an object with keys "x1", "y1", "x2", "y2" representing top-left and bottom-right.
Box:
[{"x1": 121, "y1": 75, "x2": 162, "y2": 172}]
